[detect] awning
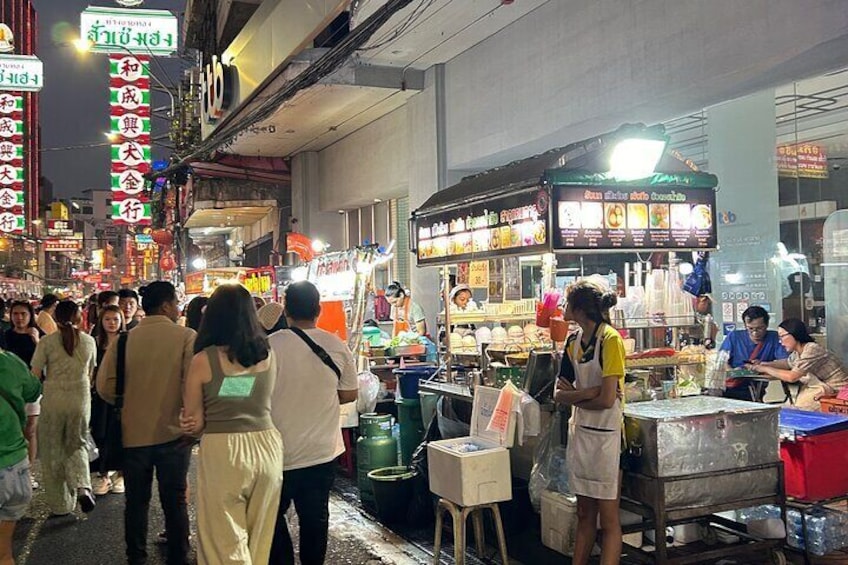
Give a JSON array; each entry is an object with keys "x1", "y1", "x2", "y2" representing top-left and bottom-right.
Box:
[
  {"x1": 413, "y1": 124, "x2": 718, "y2": 218},
  {"x1": 413, "y1": 147, "x2": 570, "y2": 217}
]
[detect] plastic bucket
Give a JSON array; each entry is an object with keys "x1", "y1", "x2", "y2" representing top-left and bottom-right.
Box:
[
  {"x1": 393, "y1": 367, "x2": 434, "y2": 399},
  {"x1": 367, "y1": 466, "x2": 417, "y2": 524}
]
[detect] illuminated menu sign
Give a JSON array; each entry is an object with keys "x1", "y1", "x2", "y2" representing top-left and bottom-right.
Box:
[
  {"x1": 552, "y1": 186, "x2": 717, "y2": 251},
  {"x1": 415, "y1": 188, "x2": 550, "y2": 265},
  {"x1": 244, "y1": 267, "x2": 276, "y2": 297}
]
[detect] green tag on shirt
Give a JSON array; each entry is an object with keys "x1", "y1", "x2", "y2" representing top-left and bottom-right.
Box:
[{"x1": 218, "y1": 376, "x2": 256, "y2": 398}]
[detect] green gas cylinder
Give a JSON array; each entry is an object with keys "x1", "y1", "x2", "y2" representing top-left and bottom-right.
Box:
[
  {"x1": 357, "y1": 413, "x2": 397, "y2": 507},
  {"x1": 396, "y1": 398, "x2": 425, "y2": 466}
]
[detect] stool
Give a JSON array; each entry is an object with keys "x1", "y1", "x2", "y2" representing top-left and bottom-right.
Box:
[{"x1": 433, "y1": 498, "x2": 509, "y2": 565}]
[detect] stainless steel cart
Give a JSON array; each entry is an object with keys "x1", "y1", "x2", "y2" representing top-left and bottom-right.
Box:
[{"x1": 621, "y1": 462, "x2": 787, "y2": 565}]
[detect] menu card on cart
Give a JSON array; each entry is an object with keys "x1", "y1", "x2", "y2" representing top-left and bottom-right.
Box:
[
  {"x1": 488, "y1": 259, "x2": 504, "y2": 303},
  {"x1": 552, "y1": 185, "x2": 717, "y2": 251}
]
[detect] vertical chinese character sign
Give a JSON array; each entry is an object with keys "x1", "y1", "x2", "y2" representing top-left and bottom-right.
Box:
[
  {"x1": 110, "y1": 54, "x2": 151, "y2": 225},
  {"x1": 0, "y1": 92, "x2": 25, "y2": 234}
]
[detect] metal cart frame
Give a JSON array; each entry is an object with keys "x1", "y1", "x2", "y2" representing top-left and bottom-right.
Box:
[{"x1": 620, "y1": 461, "x2": 787, "y2": 565}]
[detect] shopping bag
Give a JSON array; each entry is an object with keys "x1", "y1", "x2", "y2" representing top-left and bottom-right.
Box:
[{"x1": 683, "y1": 252, "x2": 712, "y2": 297}]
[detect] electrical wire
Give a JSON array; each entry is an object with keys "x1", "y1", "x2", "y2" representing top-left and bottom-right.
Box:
[{"x1": 152, "y1": 0, "x2": 418, "y2": 179}]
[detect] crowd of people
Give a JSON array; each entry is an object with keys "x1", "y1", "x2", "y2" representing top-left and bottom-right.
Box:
[{"x1": 0, "y1": 280, "x2": 358, "y2": 565}]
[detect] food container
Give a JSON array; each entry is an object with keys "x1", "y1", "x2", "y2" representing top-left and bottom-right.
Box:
[
  {"x1": 779, "y1": 408, "x2": 848, "y2": 501},
  {"x1": 541, "y1": 490, "x2": 577, "y2": 555},
  {"x1": 624, "y1": 396, "x2": 780, "y2": 477},
  {"x1": 428, "y1": 386, "x2": 516, "y2": 506}
]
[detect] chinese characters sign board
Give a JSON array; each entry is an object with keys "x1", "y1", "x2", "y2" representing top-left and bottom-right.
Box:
[
  {"x1": 80, "y1": 7, "x2": 179, "y2": 57},
  {"x1": 0, "y1": 55, "x2": 43, "y2": 92},
  {"x1": 110, "y1": 54, "x2": 151, "y2": 226},
  {"x1": 776, "y1": 143, "x2": 828, "y2": 179},
  {"x1": 0, "y1": 92, "x2": 25, "y2": 234}
]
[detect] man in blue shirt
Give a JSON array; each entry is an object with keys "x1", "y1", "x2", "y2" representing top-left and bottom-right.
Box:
[{"x1": 720, "y1": 306, "x2": 788, "y2": 401}]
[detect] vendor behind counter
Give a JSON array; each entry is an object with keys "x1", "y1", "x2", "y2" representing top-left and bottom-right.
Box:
[{"x1": 385, "y1": 281, "x2": 427, "y2": 336}]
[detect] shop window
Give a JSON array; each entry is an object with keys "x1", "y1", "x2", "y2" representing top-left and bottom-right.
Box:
[{"x1": 776, "y1": 70, "x2": 848, "y2": 338}]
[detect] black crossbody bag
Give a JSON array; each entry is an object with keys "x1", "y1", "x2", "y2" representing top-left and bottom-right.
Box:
[
  {"x1": 289, "y1": 327, "x2": 341, "y2": 379},
  {"x1": 104, "y1": 332, "x2": 128, "y2": 467}
]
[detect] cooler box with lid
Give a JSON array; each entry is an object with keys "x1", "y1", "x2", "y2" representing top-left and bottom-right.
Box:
[
  {"x1": 427, "y1": 386, "x2": 516, "y2": 507},
  {"x1": 779, "y1": 408, "x2": 848, "y2": 501}
]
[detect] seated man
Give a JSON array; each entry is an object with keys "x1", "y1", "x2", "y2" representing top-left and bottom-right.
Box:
[{"x1": 720, "y1": 305, "x2": 788, "y2": 401}]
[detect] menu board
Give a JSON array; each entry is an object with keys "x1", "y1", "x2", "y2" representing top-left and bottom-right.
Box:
[
  {"x1": 414, "y1": 188, "x2": 550, "y2": 265},
  {"x1": 552, "y1": 186, "x2": 717, "y2": 251}
]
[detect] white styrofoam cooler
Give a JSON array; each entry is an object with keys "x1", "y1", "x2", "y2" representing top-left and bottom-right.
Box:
[{"x1": 427, "y1": 386, "x2": 516, "y2": 506}]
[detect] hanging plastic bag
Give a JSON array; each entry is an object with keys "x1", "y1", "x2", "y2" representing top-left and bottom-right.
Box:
[
  {"x1": 487, "y1": 381, "x2": 520, "y2": 436},
  {"x1": 529, "y1": 411, "x2": 570, "y2": 512},
  {"x1": 357, "y1": 371, "x2": 380, "y2": 414},
  {"x1": 86, "y1": 430, "x2": 100, "y2": 463},
  {"x1": 703, "y1": 349, "x2": 728, "y2": 395},
  {"x1": 683, "y1": 252, "x2": 712, "y2": 297}
]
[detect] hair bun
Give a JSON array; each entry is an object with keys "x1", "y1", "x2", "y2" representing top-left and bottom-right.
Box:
[
  {"x1": 600, "y1": 291, "x2": 618, "y2": 310},
  {"x1": 138, "y1": 285, "x2": 148, "y2": 297}
]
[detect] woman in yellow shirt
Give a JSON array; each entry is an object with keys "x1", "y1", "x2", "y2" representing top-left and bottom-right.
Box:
[{"x1": 554, "y1": 280, "x2": 625, "y2": 565}]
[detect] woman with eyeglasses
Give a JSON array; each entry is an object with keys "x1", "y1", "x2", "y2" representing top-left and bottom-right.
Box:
[
  {"x1": 747, "y1": 318, "x2": 848, "y2": 410},
  {"x1": 718, "y1": 305, "x2": 788, "y2": 401}
]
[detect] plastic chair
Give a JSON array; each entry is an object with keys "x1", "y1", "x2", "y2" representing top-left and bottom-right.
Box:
[{"x1": 433, "y1": 498, "x2": 509, "y2": 565}]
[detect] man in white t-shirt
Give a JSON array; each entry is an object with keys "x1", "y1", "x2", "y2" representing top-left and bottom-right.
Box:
[{"x1": 269, "y1": 281, "x2": 358, "y2": 565}]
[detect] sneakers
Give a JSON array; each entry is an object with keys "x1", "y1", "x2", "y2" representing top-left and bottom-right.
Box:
[
  {"x1": 111, "y1": 474, "x2": 125, "y2": 494},
  {"x1": 31, "y1": 478, "x2": 39, "y2": 490},
  {"x1": 92, "y1": 475, "x2": 112, "y2": 496}
]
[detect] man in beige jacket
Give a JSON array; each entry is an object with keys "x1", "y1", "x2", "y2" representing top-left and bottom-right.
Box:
[{"x1": 97, "y1": 281, "x2": 196, "y2": 565}]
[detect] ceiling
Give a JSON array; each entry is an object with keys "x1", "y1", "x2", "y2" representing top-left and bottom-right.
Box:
[
  {"x1": 352, "y1": 0, "x2": 550, "y2": 69},
  {"x1": 184, "y1": 206, "x2": 273, "y2": 229},
  {"x1": 216, "y1": 0, "x2": 550, "y2": 158},
  {"x1": 665, "y1": 68, "x2": 848, "y2": 168}
]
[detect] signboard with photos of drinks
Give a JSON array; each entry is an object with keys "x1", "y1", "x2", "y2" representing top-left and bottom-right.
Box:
[
  {"x1": 552, "y1": 185, "x2": 717, "y2": 251},
  {"x1": 415, "y1": 188, "x2": 550, "y2": 265}
]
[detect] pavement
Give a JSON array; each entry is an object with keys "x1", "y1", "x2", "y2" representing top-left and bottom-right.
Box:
[
  {"x1": 12, "y1": 459, "x2": 789, "y2": 565},
  {"x1": 11, "y1": 458, "x2": 433, "y2": 565}
]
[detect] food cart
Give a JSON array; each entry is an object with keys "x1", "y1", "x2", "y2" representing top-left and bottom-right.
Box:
[{"x1": 409, "y1": 124, "x2": 791, "y2": 563}]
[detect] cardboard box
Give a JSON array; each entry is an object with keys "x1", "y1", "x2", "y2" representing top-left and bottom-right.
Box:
[
  {"x1": 541, "y1": 490, "x2": 577, "y2": 555},
  {"x1": 820, "y1": 398, "x2": 848, "y2": 416},
  {"x1": 427, "y1": 386, "x2": 516, "y2": 506}
]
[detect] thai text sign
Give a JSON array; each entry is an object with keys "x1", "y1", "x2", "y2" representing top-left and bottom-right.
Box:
[
  {"x1": 80, "y1": 7, "x2": 179, "y2": 57},
  {"x1": 776, "y1": 143, "x2": 828, "y2": 179},
  {"x1": 0, "y1": 55, "x2": 43, "y2": 92},
  {"x1": 552, "y1": 185, "x2": 717, "y2": 251},
  {"x1": 414, "y1": 188, "x2": 550, "y2": 265}
]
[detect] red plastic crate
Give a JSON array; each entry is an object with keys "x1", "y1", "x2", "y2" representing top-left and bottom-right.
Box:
[{"x1": 781, "y1": 428, "x2": 848, "y2": 501}]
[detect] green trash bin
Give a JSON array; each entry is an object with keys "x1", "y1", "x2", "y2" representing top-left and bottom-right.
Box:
[
  {"x1": 368, "y1": 466, "x2": 417, "y2": 524},
  {"x1": 396, "y1": 398, "x2": 425, "y2": 466}
]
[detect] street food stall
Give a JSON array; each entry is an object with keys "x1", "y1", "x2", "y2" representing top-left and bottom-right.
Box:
[{"x1": 406, "y1": 124, "x2": 800, "y2": 564}]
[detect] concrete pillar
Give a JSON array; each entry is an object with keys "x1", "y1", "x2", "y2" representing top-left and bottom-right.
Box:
[
  {"x1": 707, "y1": 89, "x2": 783, "y2": 334},
  {"x1": 290, "y1": 151, "x2": 345, "y2": 249},
  {"x1": 407, "y1": 68, "x2": 440, "y2": 335}
]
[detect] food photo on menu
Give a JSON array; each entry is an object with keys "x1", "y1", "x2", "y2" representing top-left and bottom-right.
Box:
[
  {"x1": 581, "y1": 202, "x2": 604, "y2": 229},
  {"x1": 649, "y1": 203, "x2": 670, "y2": 229},
  {"x1": 627, "y1": 203, "x2": 648, "y2": 229},
  {"x1": 605, "y1": 202, "x2": 626, "y2": 229},
  {"x1": 692, "y1": 204, "x2": 713, "y2": 230},
  {"x1": 670, "y1": 203, "x2": 691, "y2": 230}
]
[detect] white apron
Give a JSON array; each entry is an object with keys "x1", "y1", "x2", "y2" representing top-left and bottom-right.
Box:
[{"x1": 565, "y1": 325, "x2": 622, "y2": 500}]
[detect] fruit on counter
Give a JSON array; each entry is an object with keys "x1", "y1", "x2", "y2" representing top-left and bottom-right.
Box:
[
  {"x1": 507, "y1": 325, "x2": 525, "y2": 341},
  {"x1": 475, "y1": 327, "x2": 492, "y2": 343},
  {"x1": 491, "y1": 326, "x2": 508, "y2": 343},
  {"x1": 626, "y1": 348, "x2": 677, "y2": 360},
  {"x1": 461, "y1": 335, "x2": 477, "y2": 351}
]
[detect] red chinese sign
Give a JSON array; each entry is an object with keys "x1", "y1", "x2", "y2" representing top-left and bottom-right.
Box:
[
  {"x1": 0, "y1": 92, "x2": 24, "y2": 234},
  {"x1": 110, "y1": 55, "x2": 151, "y2": 225}
]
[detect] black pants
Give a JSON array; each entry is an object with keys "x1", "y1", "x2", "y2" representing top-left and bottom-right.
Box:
[
  {"x1": 724, "y1": 384, "x2": 761, "y2": 402},
  {"x1": 123, "y1": 440, "x2": 192, "y2": 565},
  {"x1": 270, "y1": 460, "x2": 336, "y2": 565}
]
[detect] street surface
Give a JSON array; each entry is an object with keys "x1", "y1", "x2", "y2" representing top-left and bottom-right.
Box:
[{"x1": 12, "y1": 459, "x2": 434, "y2": 565}]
